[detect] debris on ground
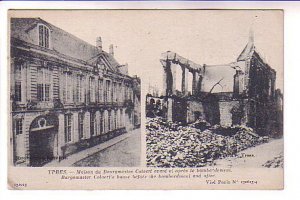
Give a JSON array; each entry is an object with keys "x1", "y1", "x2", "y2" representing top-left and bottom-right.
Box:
[
  {"x1": 262, "y1": 152, "x2": 284, "y2": 168},
  {"x1": 146, "y1": 117, "x2": 266, "y2": 168}
]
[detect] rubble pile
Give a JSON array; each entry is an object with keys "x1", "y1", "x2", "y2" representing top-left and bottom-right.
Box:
[
  {"x1": 146, "y1": 117, "x2": 265, "y2": 167},
  {"x1": 262, "y1": 153, "x2": 284, "y2": 168}
]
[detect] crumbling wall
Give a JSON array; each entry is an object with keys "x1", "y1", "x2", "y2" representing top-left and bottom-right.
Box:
[
  {"x1": 201, "y1": 95, "x2": 220, "y2": 125},
  {"x1": 186, "y1": 101, "x2": 205, "y2": 123},
  {"x1": 219, "y1": 100, "x2": 240, "y2": 126},
  {"x1": 172, "y1": 98, "x2": 187, "y2": 124}
]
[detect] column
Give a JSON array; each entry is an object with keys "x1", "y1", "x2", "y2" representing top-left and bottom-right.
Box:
[
  {"x1": 57, "y1": 113, "x2": 65, "y2": 159},
  {"x1": 163, "y1": 60, "x2": 174, "y2": 96},
  {"x1": 21, "y1": 63, "x2": 27, "y2": 103},
  {"x1": 116, "y1": 109, "x2": 119, "y2": 129},
  {"x1": 167, "y1": 98, "x2": 173, "y2": 121},
  {"x1": 181, "y1": 66, "x2": 189, "y2": 96},
  {"x1": 85, "y1": 75, "x2": 90, "y2": 104},
  {"x1": 122, "y1": 110, "x2": 126, "y2": 130},
  {"x1": 162, "y1": 68, "x2": 167, "y2": 96},
  {"x1": 170, "y1": 63, "x2": 176, "y2": 94},
  {"x1": 29, "y1": 64, "x2": 38, "y2": 101},
  {"x1": 197, "y1": 75, "x2": 203, "y2": 93},
  {"x1": 192, "y1": 71, "x2": 199, "y2": 95},
  {"x1": 23, "y1": 114, "x2": 33, "y2": 166}
]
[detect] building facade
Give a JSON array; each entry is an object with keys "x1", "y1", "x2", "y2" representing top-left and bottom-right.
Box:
[{"x1": 10, "y1": 18, "x2": 140, "y2": 166}]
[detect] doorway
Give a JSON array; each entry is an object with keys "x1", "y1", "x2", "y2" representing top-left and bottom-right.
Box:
[{"x1": 29, "y1": 114, "x2": 58, "y2": 167}]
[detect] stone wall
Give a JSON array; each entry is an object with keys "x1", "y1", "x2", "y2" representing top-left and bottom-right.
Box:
[
  {"x1": 219, "y1": 100, "x2": 240, "y2": 126},
  {"x1": 186, "y1": 100, "x2": 205, "y2": 123}
]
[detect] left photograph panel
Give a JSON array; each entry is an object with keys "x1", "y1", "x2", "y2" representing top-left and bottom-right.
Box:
[{"x1": 9, "y1": 11, "x2": 141, "y2": 167}]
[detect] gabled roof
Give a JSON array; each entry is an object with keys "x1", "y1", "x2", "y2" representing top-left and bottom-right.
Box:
[{"x1": 87, "y1": 51, "x2": 121, "y2": 73}]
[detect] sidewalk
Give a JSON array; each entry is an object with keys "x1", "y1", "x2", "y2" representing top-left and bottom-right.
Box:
[
  {"x1": 44, "y1": 129, "x2": 138, "y2": 167},
  {"x1": 214, "y1": 138, "x2": 284, "y2": 168}
]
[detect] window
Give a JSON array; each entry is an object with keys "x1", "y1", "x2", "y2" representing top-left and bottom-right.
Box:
[
  {"x1": 38, "y1": 25, "x2": 50, "y2": 48},
  {"x1": 78, "y1": 113, "x2": 84, "y2": 140},
  {"x1": 100, "y1": 112, "x2": 104, "y2": 134},
  {"x1": 108, "y1": 111, "x2": 111, "y2": 131},
  {"x1": 105, "y1": 80, "x2": 111, "y2": 103},
  {"x1": 15, "y1": 82, "x2": 22, "y2": 102},
  {"x1": 64, "y1": 114, "x2": 72, "y2": 143},
  {"x1": 268, "y1": 79, "x2": 272, "y2": 96},
  {"x1": 37, "y1": 67, "x2": 51, "y2": 101},
  {"x1": 98, "y1": 79, "x2": 103, "y2": 102},
  {"x1": 75, "y1": 75, "x2": 83, "y2": 103},
  {"x1": 118, "y1": 83, "x2": 122, "y2": 102},
  {"x1": 103, "y1": 112, "x2": 107, "y2": 133},
  {"x1": 14, "y1": 118, "x2": 23, "y2": 135},
  {"x1": 63, "y1": 72, "x2": 73, "y2": 103},
  {"x1": 90, "y1": 112, "x2": 97, "y2": 136},
  {"x1": 111, "y1": 82, "x2": 117, "y2": 102},
  {"x1": 89, "y1": 77, "x2": 95, "y2": 103}
]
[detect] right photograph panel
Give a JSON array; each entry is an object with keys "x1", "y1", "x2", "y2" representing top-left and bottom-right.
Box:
[{"x1": 145, "y1": 10, "x2": 283, "y2": 170}]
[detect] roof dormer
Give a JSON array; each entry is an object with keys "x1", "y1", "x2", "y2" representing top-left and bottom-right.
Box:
[{"x1": 37, "y1": 23, "x2": 51, "y2": 49}]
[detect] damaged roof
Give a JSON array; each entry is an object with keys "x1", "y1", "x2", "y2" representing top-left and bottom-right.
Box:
[
  {"x1": 237, "y1": 40, "x2": 255, "y2": 61},
  {"x1": 161, "y1": 51, "x2": 202, "y2": 71}
]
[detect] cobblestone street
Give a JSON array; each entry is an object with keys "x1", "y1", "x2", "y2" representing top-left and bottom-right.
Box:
[{"x1": 73, "y1": 128, "x2": 141, "y2": 167}]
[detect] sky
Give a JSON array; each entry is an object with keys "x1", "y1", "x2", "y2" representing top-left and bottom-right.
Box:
[{"x1": 10, "y1": 10, "x2": 283, "y2": 93}]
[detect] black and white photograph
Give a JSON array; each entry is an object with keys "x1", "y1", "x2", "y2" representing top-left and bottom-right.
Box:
[
  {"x1": 145, "y1": 10, "x2": 283, "y2": 169},
  {"x1": 9, "y1": 11, "x2": 141, "y2": 167}
]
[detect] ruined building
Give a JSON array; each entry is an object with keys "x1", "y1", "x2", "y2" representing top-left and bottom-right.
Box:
[
  {"x1": 148, "y1": 32, "x2": 283, "y2": 137},
  {"x1": 10, "y1": 18, "x2": 141, "y2": 166}
]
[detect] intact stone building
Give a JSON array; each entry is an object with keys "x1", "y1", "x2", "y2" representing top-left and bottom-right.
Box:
[
  {"x1": 10, "y1": 18, "x2": 141, "y2": 166},
  {"x1": 147, "y1": 32, "x2": 283, "y2": 137}
]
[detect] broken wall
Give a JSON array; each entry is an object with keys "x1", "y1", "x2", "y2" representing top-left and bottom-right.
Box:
[
  {"x1": 202, "y1": 66, "x2": 236, "y2": 93},
  {"x1": 219, "y1": 100, "x2": 240, "y2": 126},
  {"x1": 186, "y1": 100, "x2": 205, "y2": 123}
]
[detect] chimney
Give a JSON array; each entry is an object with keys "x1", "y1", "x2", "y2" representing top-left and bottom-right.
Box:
[
  {"x1": 96, "y1": 37, "x2": 102, "y2": 52},
  {"x1": 109, "y1": 44, "x2": 114, "y2": 56}
]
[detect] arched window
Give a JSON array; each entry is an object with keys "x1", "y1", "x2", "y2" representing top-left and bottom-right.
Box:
[{"x1": 38, "y1": 24, "x2": 50, "y2": 48}]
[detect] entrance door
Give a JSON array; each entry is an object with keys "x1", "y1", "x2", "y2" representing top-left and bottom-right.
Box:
[
  {"x1": 29, "y1": 114, "x2": 58, "y2": 167},
  {"x1": 29, "y1": 128, "x2": 56, "y2": 166}
]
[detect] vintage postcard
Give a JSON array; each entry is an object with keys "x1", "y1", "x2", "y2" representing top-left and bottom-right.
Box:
[{"x1": 8, "y1": 9, "x2": 283, "y2": 190}]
